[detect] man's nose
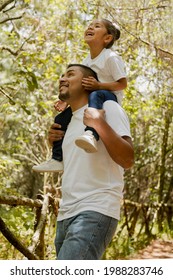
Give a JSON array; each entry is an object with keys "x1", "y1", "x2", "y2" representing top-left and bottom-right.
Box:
[{"x1": 60, "y1": 76, "x2": 67, "y2": 82}]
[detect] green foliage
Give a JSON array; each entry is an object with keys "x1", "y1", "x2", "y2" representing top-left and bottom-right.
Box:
[
  {"x1": 0, "y1": 204, "x2": 56, "y2": 260},
  {"x1": 0, "y1": 205, "x2": 35, "y2": 259}
]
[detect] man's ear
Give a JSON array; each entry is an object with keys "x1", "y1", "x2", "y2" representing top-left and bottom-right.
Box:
[{"x1": 104, "y1": 34, "x2": 113, "y2": 46}]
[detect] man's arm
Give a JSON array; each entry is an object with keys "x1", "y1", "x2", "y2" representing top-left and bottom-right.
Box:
[
  {"x1": 48, "y1": 123, "x2": 65, "y2": 146},
  {"x1": 83, "y1": 107, "x2": 134, "y2": 169}
]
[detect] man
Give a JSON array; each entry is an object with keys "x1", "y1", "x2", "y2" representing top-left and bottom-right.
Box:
[{"x1": 49, "y1": 64, "x2": 134, "y2": 260}]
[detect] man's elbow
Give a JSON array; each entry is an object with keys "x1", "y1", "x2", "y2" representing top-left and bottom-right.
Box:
[
  {"x1": 123, "y1": 158, "x2": 134, "y2": 169},
  {"x1": 121, "y1": 138, "x2": 134, "y2": 169},
  {"x1": 118, "y1": 78, "x2": 127, "y2": 90},
  {"x1": 123, "y1": 152, "x2": 135, "y2": 169},
  {"x1": 117, "y1": 151, "x2": 134, "y2": 169},
  {"x1": 112, "y1": 155, "x2": 134, "y2": 169}
]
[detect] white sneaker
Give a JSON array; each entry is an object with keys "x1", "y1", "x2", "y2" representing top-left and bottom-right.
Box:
[
  {"x1": 75, "y1": 131, "x2": 98, "y2": 153},
  {"x1": 32, "y1": 159, "x2": 63, "y2": 172}
]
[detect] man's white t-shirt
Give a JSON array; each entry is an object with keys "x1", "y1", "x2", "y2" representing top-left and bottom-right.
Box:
[
  {"x1": 57, "y1": 101, "x2": 131, "y2": 221},
  {"x1": 82, "y1": 48, "x2": 126, "y2": 104}
]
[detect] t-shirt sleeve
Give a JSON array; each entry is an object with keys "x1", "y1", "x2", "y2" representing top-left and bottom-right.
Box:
[
  {"x1": 103, "y1": 100, "x2": 131, "y2": 138},
  {"x1": 107, "y1": 55, "x2": 127, "y2": 82}
]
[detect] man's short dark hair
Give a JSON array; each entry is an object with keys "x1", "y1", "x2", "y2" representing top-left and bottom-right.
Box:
[{"x1": 67, "y1": 64, "x2": 99, "y2": 81}]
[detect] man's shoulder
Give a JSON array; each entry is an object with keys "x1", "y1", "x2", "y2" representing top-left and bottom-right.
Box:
[
  {"x1": 103, "y1": 101, "x2": 128, "y2": 119},
  {"x1": 103, "y1": 101, "x2": 131, "y2": 136},
  {"x1": 103, "y1": 100, "x2": 123, "y2": 110}
]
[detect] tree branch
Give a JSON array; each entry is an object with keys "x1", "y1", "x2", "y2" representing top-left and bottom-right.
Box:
[
  {"x1": 0, "y1": 14, "x2": 23, "y2": 24},
  {"x1": 0, "y1": 87, "x2": 32, "y2": 115},
  {"x1": 104, "y1": 4, "x2": 173, "y2": 58},
  {"x1": 123, "y1": 199, "x2": 173, "y2": 208},
  {"x1": 0, "y1": 21, "x2": 40, "y2": 56},
  {"x1": 120, "y1": 24, "x2": 173, "y2": 57},
  {"x1": 0, "y1": 0, "x2": 14, "y2": 12},
  {"x1": 28, "y1": 194, "x2": 50, "y2": 254},
  {"x1": 0, "y1": 45, "x2": 22, "y2": 55},
  {"x1": 0, "y1": 87, "x2": 16, "y2": 104},
  {"x1": 0, "y1": 217, "x2": 39, "y2": 260},
  {"x1": 0, "y1": 194, "x2": 42, "y2": 208}
]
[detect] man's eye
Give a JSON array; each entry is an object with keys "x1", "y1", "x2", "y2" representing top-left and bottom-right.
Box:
[{"x1": 68, "y1": 73, "x2": 73, "y2": 77}]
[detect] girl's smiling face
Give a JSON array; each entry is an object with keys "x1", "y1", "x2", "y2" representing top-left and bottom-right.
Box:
[{"x1": 84, "y1": 20, "x2": 112, "y2": 48}]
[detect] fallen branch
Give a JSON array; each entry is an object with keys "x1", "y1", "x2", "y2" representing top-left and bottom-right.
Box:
[
  {"x1": 0, "y1": 194, "x2": 42, "y2": 208},
  {"x1": 1, "y1": 194, "x2": 172, "y2": 209},
  {"x1": 123, "y1": 199, "x2": 173, "y2": 208},
  {"x1": 28, "y1": 194, "x2": 50, "y2": 254},
  {"x1": 0, "y1": 217, "x2": 39, "y2": 260}
]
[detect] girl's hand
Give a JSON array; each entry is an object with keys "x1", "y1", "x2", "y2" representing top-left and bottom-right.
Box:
[
  {"x1": 54, "y1": 100, "x2": 68, "y2": 112},
  {"x1": 48, "y1": 123, "x2": 65, "y2": 145},
  {"x1": 82, "y1": 76, "x2": 100, "y2": 91}
]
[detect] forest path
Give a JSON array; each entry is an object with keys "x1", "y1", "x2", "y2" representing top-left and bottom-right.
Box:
[{"x1": 129, "y1": 239, "x2": 173, "y2": 259}]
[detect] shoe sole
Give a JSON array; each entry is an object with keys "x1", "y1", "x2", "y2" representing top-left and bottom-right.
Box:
[
  {"x1": 75, "y1": 138, "x2": 97, "y2": 153},
  {"x1": 32, "y1": 168, "x2": 63, "y2": 173}
]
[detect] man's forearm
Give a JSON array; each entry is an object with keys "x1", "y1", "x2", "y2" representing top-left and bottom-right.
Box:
[{"x1": 95, "y1": 118, "x2": 134, "y2": 169}]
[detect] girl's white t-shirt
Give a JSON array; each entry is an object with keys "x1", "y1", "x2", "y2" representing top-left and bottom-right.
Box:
[
  {"x1": 83, "y1": 48, "x2": 127, "y2": 104},
  {"x1": 57, "y1": 101, "x2": 131, "y2": 221}
]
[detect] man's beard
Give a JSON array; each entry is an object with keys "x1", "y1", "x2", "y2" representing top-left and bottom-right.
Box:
[{"x1": 59, "y1": 91, "x2": 70, "y2": 101}]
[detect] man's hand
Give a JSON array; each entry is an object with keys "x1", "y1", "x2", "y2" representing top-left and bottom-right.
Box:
[
  {"x1": 82, "y1": 76, "x2": 100, "y2": 91},
  {"x1": 83, "y1": 108, "x2": 105, "y2": 130},
  {"x1": 48, "y1": 123, "x2": 65, "y2": 146},
  {"x1": 84, "y1": 107, "x2": 134, "y2": 169},
  {"x1": 54, "y1": 100, "x2": 68, "y2": 112}
]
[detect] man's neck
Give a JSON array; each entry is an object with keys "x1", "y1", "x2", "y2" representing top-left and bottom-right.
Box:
[{"x1": 69, "y1": 97, "x2": 88, "y2": 112}]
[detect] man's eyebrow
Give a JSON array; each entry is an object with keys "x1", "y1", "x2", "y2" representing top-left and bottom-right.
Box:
[
  {"x1": 60, "y1": 69, "x2": 75, "y2": 78},
  {"x1": 61, "y1": 69, "x2": 75, "y2": 77},
  {"x1": 66, "y1": 69, "x2": 75, "y2": 74}
]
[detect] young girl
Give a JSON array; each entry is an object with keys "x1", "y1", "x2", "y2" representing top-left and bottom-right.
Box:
[{"x1": 32, "y1": 19, "x2": 127, "y2": 172}]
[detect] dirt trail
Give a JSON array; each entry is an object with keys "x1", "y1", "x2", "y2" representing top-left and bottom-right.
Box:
[{"x1": 130, "y1": 239, "x2": 173, "y2": 259}]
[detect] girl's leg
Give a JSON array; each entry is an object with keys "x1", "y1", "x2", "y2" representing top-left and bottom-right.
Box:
[
  {"x1": 32, "y1": 107, "x2": 72, "y2": 172},
  {"x1": 53, "y1": 107, "x2": 72, "y2": 161},
  {"x1": 75, "y1": 90, "x2": 117, "y2": 153},
  {"x1": 86, "y1": 90, "x2": 117, "y2": 140}
]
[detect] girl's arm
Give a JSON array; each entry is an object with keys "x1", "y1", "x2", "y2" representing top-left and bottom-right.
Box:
[{"x1": 82, "y1": 76, "x2": 127, "y2": 92}]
